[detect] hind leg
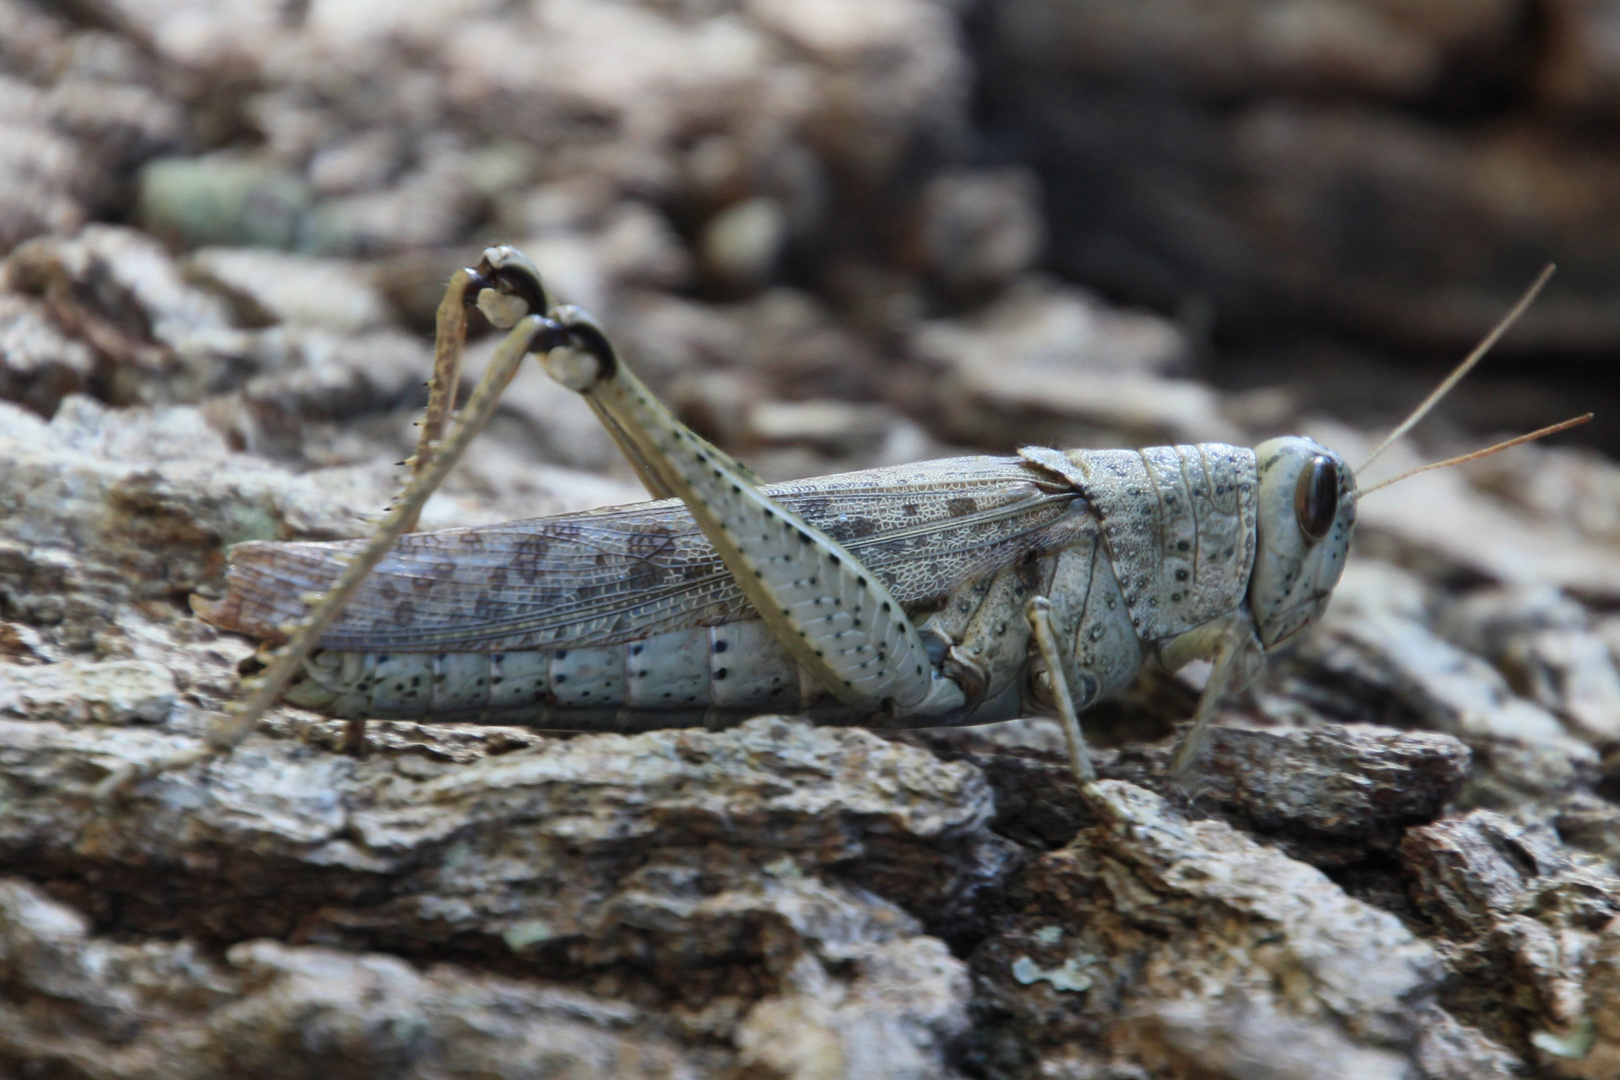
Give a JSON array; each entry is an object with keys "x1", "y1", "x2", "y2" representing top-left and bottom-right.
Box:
[
  {"x1": 97, "y1": 257, "x2": 546, "y2": 797},
  {"x1": 518, "y1": 295, "x2": 966, "y2": 718}
]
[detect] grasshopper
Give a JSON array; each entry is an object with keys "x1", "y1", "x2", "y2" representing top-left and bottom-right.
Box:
[{"x1": 114, "y1": 249, "x2": 1578, "y2": 798}]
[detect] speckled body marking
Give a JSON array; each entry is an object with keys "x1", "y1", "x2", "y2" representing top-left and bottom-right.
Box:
[{"x1": 289, "y1": 623, "x2": 803, "y2": 730}]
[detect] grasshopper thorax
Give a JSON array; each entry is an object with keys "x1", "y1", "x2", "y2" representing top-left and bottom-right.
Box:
[{"x1": 1249, "y1": 436, "x2": 1357, "y2": 649}]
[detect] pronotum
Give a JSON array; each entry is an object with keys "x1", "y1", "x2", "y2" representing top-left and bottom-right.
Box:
[{"x1": 104, "y1": 249, "x2": 1584, "y2": 797}]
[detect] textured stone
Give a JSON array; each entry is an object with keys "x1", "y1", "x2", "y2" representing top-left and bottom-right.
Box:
[
  {"x1": 0, "y1": 2, "x2": 179, "y2": 256},
  {"x1": 912, "y1": 276, "x2": 1216, "y2": 450},
  {"x1": 3, "y1": 715, "x2": 1002, "y2": 933},
  {"x1": 1192, "y1": 724, "x2": 1471, "y2": 850},
  {"x1": 1, "y1": 718, "x2": 990, "y2": 1077},
  {"x1": 1303, "y1": 611, "x2": 1590, "y2": 750},
  {"x1": 4, "y1": 225, "x2": 251, "y2": 407},
  {"x1": 0, "y1": 291, "x2": 95, "y2": 415},
  {"x1": 0, "y1": 878, "x2": 706, "y2": 1080},
  {"x1": 1401, "y1": 810, "x2": 1578, "y2": 936},
  {"x1": 186, "y1": 248, "x2": 392, "y2": 333},
  {"x1": 909, "y1": 722, "x2": 1469, "y2": 864},
  {"x1": 0, "y1": 659, "x2": 177, "y2": 725},
  {"x1": 971, "y1": 781, "x2": 1445, "y2": 1076},
  {"x1": 1400, "y1": 809, "x2": 1620, "y2": 1071}
]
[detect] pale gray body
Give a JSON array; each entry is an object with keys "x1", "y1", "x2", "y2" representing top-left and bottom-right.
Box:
[{"x1": 203, "y1": 444, "x2": 1258, "y2": 732}]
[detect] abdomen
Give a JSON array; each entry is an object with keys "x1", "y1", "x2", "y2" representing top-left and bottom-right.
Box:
[{"x1": 287, "y1": 618, "x2": 843, "y2": 730}]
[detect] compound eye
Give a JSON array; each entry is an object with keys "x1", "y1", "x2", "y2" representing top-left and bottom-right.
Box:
[{"x1": 1294, "y1": 455, "x2": 1339, "y2": 543}]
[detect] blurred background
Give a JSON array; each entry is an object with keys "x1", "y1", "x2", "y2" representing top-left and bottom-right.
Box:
[{"x1": 3, "y1": 0, "x2": 1618, "y2": 479}]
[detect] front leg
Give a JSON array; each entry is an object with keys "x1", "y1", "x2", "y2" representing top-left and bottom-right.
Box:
[
  {"x1": 1161, "y1": 616, "x2": 1266, "y2": 779},
  {"x1": 533, "y1": 304, "x2": 965, "y2": 717}
]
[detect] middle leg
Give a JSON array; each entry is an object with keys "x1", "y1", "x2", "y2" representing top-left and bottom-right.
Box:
[{"x1": 1027, "y1": 596, "x2": 1099, "y2": 787}]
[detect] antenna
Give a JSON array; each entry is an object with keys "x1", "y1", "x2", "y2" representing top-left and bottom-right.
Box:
[
  {"x1": 1355, "y1": 413, "x2": 1592, "y2": 500},
  {"x1": 1356, "y1": 264, "x2": 1556, "y2": 476}
]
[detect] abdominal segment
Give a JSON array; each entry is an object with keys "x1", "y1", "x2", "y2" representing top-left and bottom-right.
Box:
[{"x1": 284, "y1": 619, "x2": 828, "y2": 729}]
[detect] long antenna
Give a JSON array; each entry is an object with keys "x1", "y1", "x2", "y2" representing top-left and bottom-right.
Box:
[
  {"x1": 1356, "y1": 264, "x2": 1556, "y2": 476},
  {"x1": 1355, "y1": 413, "x2": 1592, "y2": 499}
]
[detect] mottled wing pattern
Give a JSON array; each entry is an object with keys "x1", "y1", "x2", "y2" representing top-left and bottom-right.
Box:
[{"x1": 202, "y1": 455, "x2": 1091, "y2": 652}]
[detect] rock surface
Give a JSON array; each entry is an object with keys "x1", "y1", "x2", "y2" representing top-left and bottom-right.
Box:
[
  {"x1": 972, "y1": 781, "x2": 1447, "y2": 1078},
  {"x1": 0, "y1": 878, "x2": 709, "y2": 1080},
  {"x1": 5, "y1": 2, "x2": 1620, "y2": 1078}
]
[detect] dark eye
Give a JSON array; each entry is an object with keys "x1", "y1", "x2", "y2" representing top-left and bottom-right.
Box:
[{"x1": 1294, "y1": 455, "x2": 1339, "y2": 543}]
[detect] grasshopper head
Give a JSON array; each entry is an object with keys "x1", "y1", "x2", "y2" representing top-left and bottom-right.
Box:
[{"x1": 1248, "y1": 436, "x2": 1357, "y2": 648}]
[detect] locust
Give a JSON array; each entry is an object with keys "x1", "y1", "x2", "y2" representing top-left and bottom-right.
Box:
[{"x1": 101, "y1": 248, "x2": 1585, "y2": 798}]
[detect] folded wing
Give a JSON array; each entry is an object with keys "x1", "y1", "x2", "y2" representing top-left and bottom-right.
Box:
[{"x1": 198, "y1": 455, "x2": 1092, "y2": 652}]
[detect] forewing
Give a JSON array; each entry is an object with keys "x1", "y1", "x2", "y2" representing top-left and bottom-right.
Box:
[{"x1": 202, "y1": 455, "x2": 1091, "y2": 651}]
